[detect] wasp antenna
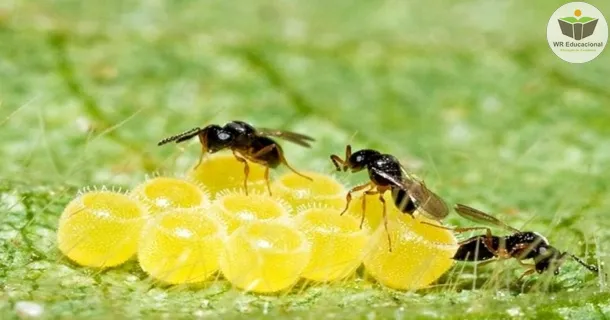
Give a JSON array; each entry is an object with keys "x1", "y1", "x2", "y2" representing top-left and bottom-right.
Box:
[
  {"x1": 157, "y1": 127, "x2": 202, "y2": 146},
  {"x1": 570, "y1": 254, "x2": 600, "y2": 274}
]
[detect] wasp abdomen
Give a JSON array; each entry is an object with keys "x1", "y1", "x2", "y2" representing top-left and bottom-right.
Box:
[
  {"x1": 391, "y1": 187, "x2": 417, "y2": 215},
  {"x1": 453, "y1": 235, "x2": 500, "y2": 261}
]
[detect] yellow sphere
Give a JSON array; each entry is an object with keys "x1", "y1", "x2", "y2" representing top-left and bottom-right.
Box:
[
  {"x1": 138, "y1": 208, "x2": 226, "y2": 284},
  {"x1": 272, "y1": 171, "x2": 346, "y2": 211},
  {"x1": 131, "y1": 176, "x2": 209, "y2": 214},
  {"x1": 220, "y1": 221, "x2": 311, "y2": 293},
  {"x1": 57, "y1": 190, "x2": 146, "y2": 268},
  {"x1": 363, "y1": 215, "x2": 457, "y2": 290},
  {"x1": 188, "y1": 152, "x2": 267, "y2": 197},
  {"x1": 295, "y1": 207, "x2": 369, "y2": 282},
  {"x1": 210, "y1": 190, "x2": 291, "y2": 233}
]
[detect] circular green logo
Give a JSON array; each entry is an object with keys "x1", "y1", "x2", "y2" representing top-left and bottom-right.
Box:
[{"x1": 547, "y1": 2, "x2": 608, "y2": 63}]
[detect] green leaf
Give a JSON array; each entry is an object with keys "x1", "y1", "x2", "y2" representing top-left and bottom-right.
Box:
[{"x1": 1, "y1": 0, "x2": 610, "y2": 318}]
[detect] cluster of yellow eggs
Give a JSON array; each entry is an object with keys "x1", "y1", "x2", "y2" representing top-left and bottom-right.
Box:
[{"x1": 57, "y1": 153, "x2": 458, "y2": 293}]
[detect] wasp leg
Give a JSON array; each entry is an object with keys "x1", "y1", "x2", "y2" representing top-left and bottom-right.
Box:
[
  {"x1": 345, "y1": 144, "x2": 352, "y2": 160},
  {"x1": 330, "y1": 145, "x2": 353, "y2": 171},
  {"x1": 340, "y1": 182, "x2": 372, "y2": 216},
  {"x1": 269, "y1": 143, "x2": 313, "y2": 182},
  {"x1": 508, "y1": 243, "x2": 538, "y2": 261},
  {"x1": 360, "y1": 185, "x2": 377, "y2": 229},
  {"x1": 248, "y1": 144, "x2": 279, "y2": 196},
  {"x1": 420, "y1": 222, "x2": 492, "y2": 236},
  {"x1": 516, "y1": 259, "x2": 535, "y2": 269},
  {"x1": 263, "y1": 167, "x2": 271, "y2": 196},
  {"x1": 476, "y1": 259, "x2": 498, "y2": 268},
  {"x1": 194, "y1": 132, "x2": 208, "y2": 169},
  {"x1": 376, "y1": 190, "x2": 393, "y2": 252},
  {"x1": 518, "y1": 268, "x2": 536, "y2": 281},
  {"x1": 330, "y1": 155, "x2": 345, "y2": 171},
  {"x1": 251, "y1": 143, "x2": 312, "y2": 192},
  {"x1": 250, "y1": 144, "x2": 276, "y2": 159},
  {"x1": 232, "y1": 150, "x2": 250, "y2": 196},
  {"x1": 421, "y1": 223, "x2": 499, "y2": 255}
]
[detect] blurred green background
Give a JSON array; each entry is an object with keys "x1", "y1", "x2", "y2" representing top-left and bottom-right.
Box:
[{"x1": 1, "y1": 0, "x2": 610, "y2": 318}]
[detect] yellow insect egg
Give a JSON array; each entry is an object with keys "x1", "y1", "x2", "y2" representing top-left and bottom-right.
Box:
[
  {"x1": 57, "y1": 190, "x2": 146, "y2": 268},
  {"x1": 131, "y1": 176, "x2": 209, "y2": 214},
  {"x1": 219, "y1": 220, "x2": 311, "y2": 293},
  {"x1": 188, "y1": 152, "x2": 267, "y2": 197},
  {"x1": 138, "y1": 208, "x2": 226, "y2": 284},
  {"x1": 210, "y1": 190, "x2": 291, "y2": 234},
  {"x1": 344, "y1": 191, "x2": 402, "y2": 231},
  {"x1": 363, "y1": 214, "x2": 458, "y2": 290},
  {"x1": 272, "y1": 171, "x2": 346, "y2": 211},
  {"x1": 295, "y1": 207, "x2": 370, "y2": 282}
]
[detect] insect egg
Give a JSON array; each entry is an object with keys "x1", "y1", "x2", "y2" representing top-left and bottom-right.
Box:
[
  {"x1": 219, "y1": 220, "x2": 311, "y2": 293},
  {"x1": 363, "y1": 214, "x2": 458, "y2": 290},
  {"x1": 188, "y1": 153, "x2": 268, "y2": 197},
  {"x1": 138, "y1": 208, "x2": 226, "y2": 284},
  {"x1": 295, "y1": 207, "x2": 370, "y2": 282},
  {"x1": 344, "y1": 191, "x2": 401, "y2": 231},
  {"x1": 272, "y1": 171, "x2": 346, "y2": 211},
  {"x1": 210, "y1": 190, "x2": 291, "y2": 234},
  {"x1": 131, "y1": 176, "x2": 209, "y2": 214},
  {"x1": 57, "y1": 190, "x2": 146, "y2": 268}
]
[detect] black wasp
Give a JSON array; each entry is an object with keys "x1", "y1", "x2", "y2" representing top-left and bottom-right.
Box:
[
  {"x1": 426, "y1": 204, "x2": 599, "y2": 279},
  {"x1": 158, "y1": 120, "x2": 314, "y2": 195},
  {"x1": 330, "y1": 145, "x2": 449, "y2": 250}
]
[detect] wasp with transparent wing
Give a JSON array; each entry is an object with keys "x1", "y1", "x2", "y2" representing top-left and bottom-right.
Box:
[
  {"x1": 425, "y1": 204, "x2": 600, "y2": 279},
  {"x1": 330, "y1": 145, "x2": 449, "y2": 251},
  {"x1": 158, "y1": 120, "x2": 314, "y2": 195}
]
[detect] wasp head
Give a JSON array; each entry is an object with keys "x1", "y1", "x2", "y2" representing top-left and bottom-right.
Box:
[
  {"x1": 534, "y1": 246, "x2": 567, "y2": 275},
  {"x1": 345, "y1": 149, "x2": 380, "y2": 172}
]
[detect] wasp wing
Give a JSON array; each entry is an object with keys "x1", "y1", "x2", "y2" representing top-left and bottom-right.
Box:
[
  {"x1": 370, "y1": 166, "x2": 409, "y2": 189},
  {"x1": 404, "y1": 179, "x2": 449, "y2": 220},
  {"x1": 371, "y1": 166, "x2": 449, "y2": 220},
  {"x1": 398, "y1": 166, "x2": 449, "y2": 220},
  {"x1": 257, "y1": 128, "x2": 315, "y2": 148},
  {"x1": 454, "y1": 204, "x2": 521, "y2": 233}
]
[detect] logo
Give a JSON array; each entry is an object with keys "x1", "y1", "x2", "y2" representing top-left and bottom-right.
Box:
[
  {"x1": 558, "y1": 9, "x2": 598, "y2": 40},
  {"x1": 547, "y1": 2, "x2": 608, "y2": 63}
]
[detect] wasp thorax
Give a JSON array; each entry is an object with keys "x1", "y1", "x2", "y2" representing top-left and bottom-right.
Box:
[{"x1": 224, "y1": 121, "x2": 256, "y2": 147}]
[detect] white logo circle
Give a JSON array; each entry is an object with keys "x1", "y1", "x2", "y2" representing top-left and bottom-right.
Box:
[{"x1": 547, "y1": 2, "x2": 608, "y2": 63}]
